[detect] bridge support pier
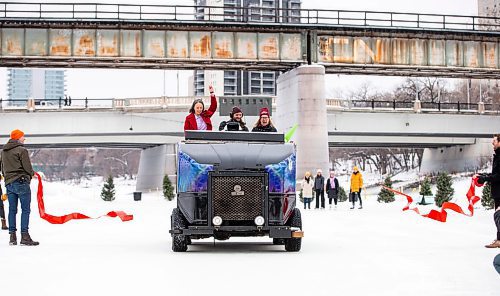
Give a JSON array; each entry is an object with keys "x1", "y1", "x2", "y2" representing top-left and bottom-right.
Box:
[
  {"x1": 136, "y1": 144, "x2": 177, "y2": 192},
  {"x1": 275, "y1": 65, "x2": 329, "y2": 179},
  {"x1": 420, "y1": 139, "x2": 492, "y2": 174}
]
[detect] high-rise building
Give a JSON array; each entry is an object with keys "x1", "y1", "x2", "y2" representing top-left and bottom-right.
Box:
[
  {"x1": 478, "y1": 0, "x2": 500, "y2": 28},
  {"x1": 7, "y1": 68, "x2": 66, "y2": 106},
  {"x1": 193, "y1": 0, "x2": 301, "y2": 96},
  {"x1": 478, "y1": 0, "x2": 500, "y2": 105},
  {"x1": 478, "y1": 0, "x2": 499, "y2": 16}
]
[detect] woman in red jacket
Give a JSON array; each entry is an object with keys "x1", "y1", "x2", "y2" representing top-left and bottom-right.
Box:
[{"x1": 184, "y1": 85, "x2": 217, "y2": 131}]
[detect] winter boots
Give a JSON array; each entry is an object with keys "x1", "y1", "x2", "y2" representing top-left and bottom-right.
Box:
[
  {"x1": 9, "y1": 232, "x2": 39, "y2": 246},
  {"x1": 20, "y1": 232, "x2": 39, "y2": 246},
  {"x1": 9, "y1": 232, "x2": 16, "y2": 245},
  {"x1": 1, "y1": 218, "x2": 7, "y2": 230}
]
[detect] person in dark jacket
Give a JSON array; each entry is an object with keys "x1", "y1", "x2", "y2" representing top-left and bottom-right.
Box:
[
  {"x1": 314, "y1": 169, "x2": 325, "y2": 209},
  {"x1": 494, "y1": 252, "x2": 500, "y2": 274},
  {"x1": 219, "y1": 106, "x2": 249, "y2": 131},
  {"x1": 326, "y1": 171, "x2": 340, "y2": 209},
  {"x1": 0, "y1": 181, "x2": 7, "y2": 230},
  {"x1": 477, "y1": 134, "x2": 500, "y2": 248},
  {"x1": 184, "y1": 85, "x2": 217, "y2": 131},
  {"x1": 252, "y1": 108, "x2": 277, "y2": 132},
  {"x1": 0, "y1": 129, "x2": 39, "y2": 246},
  {"x1": 493, "y1": 209, "x2": 500, "y2": 273}
]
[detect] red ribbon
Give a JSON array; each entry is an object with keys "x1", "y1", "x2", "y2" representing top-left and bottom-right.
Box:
[
  {"x1": 383, "y1": 176, "x2": 482, "y2": 223},
  {"x1": 35, "y1": 172, "x2": 133, "y2": 224}
]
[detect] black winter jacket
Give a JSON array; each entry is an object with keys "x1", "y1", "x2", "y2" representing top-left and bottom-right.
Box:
[
  {"x1": 479, "y1": 148, "x2": 500, "y2": 201},
  {"x1": 314, "y1": 175, "x2": 325, "y2": 190},
  {"x1": 326, "y1": 178, "x2": 339, "y2": 196},
  {"x1": 251, "y1": 125, "x2": 277, "y2": 132},
  {"x1": 219, "y1": 118, "x2": 249, "y2": 131}
]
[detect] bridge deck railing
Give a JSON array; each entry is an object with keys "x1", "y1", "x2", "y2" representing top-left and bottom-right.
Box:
[
  {"x1": 0, "y1": 97, "x2": 114, "y2": 110},
  {"x1": 1, "y1": 96, "x2": 498, "y2": 115},
  {"x1": 327, "y1": 99, "x2": 499, "y2": 114},
  {"x1": 0, "y1": 2, "x2": 499, "y2": 32}
]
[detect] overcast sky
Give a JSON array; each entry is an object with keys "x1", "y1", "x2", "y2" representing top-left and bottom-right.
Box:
[{"x1": 0, "y1": 0, "x2": 479, "y2": 100}]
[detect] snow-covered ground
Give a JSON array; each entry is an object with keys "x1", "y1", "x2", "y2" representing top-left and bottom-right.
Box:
[{"x1": 1, "y1": 176, "x2": 499, "y2": 296}]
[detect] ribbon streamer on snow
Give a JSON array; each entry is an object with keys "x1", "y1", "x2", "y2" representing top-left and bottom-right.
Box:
[
  {"x1": 383, "y1": 176, "x2": 482, "y2": 223},
  {"x1": 35, "y1": 172, "x2": 133, "y2": 224}
]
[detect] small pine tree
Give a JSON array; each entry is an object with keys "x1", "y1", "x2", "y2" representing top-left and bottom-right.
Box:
[
  {"x1": 377, "y1": 176, "x2": 395, "y2": 203},
  {"x1": 338, "y1": 186, "x2": 348, "y2": 202},
  {"x1": 481, "y1": 182, "x2": 494, "y2": 210},
  {"x1": 435, "y1": 172, "x2": 454, "y2": 207},
  {"x1": 419, "y1": 177, "x2": 433, "y2": 205},
  {"x1": 101, "y1": 175, "x2": 115, "y2": 201},
  {"x1": 163, "y1": 175, "x2": 175, "y2": 201}
]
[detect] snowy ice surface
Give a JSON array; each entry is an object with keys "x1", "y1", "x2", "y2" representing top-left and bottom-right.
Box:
[{"x1": 1, "y1": 176, "x2": 499, "y2": 296}]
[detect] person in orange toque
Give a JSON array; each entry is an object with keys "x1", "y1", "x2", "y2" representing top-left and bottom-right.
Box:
[{"x1": 0, "y1": 129, "x2": 39, "y2": 246}]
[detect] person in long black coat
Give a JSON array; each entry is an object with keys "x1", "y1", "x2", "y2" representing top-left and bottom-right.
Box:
[
  {"x1": 326, "y1": 171, "x2": 340, "y2": 209},
  {"x1": 477, "y1": 134, "x2": 500, "y2": 248},
  {"x1": 314, "y1": 169, "x2": 325, "y2": 209}
]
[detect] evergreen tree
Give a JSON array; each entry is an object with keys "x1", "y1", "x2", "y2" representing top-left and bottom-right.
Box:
[
  {"x1": 101, "y1": 175, "x2": 115, "y2": 201},
  {"x1": 163, "y1": 175, "x2": 175, "y2": 201},
  {"x1": 377, "y1": 176, "x2": 395, "y2": 203},
  {"x1": 435, "y1": 172, "x2": 454, "y2": 207},
  {"x1": 338, "y1": 186, "x2": 348, "y2": 202},
  {"x1": 419, "y1": 177, "x2": 433, "y2": 205},
  {"x1": 481, "y1": 182, "x2": 494, "y2": 210}
]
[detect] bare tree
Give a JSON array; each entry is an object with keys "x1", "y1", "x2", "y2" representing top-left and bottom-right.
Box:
[
  {"x1": 394, "y1": 77, "x2": 448, "y2": 102},
  {"x1": 104, "y1": 151, "x2": 136, "y2": 179},
  {"x1": 30, "y1": 148, "x2": 140, "y2": 181},
  {"x1": 350, "y1": 82, "x2": 372, "y2": 101}
]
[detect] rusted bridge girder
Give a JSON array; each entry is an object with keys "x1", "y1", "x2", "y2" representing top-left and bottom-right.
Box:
[{"x1": 0, "y1": 3, "x2": 499, "y2": 78}]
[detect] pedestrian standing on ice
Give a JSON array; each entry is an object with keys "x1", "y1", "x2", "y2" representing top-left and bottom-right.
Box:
[
  {"x1": 349, "y1": 166, "x2": 364, "y2": 209},
  {"x1": 476, "y1": 134, "x2": 500, "y2": 248},
  {"x1": 326, "y1": 171, "x2": 339, "y2": 209},
  {"x1": 301, "y1": 171, "x2": 314, "y2": 210},
  {"x1": 314, "y1": 169, "x2": 325, "y2": 209},
  {"x1": 0, "y1": 178, "x2": 8, "y2": 230},
  {"x1": 0, "y1": 129, "x2": 39, "y2": 246},
  {"x1": 184, "y1": 85, "x2": 217, "y2": 131}
]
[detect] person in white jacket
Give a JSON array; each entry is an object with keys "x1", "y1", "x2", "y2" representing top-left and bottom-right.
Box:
[{"x1": 301, "y1": 172, "x2": 314, "y2": 210}]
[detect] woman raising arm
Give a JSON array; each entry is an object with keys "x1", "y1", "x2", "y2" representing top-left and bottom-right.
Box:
[{"x1": 184, "y1": 85, "x2": 217, "y2": 131}]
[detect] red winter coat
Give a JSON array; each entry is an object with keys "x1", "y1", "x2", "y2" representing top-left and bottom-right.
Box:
[{"x1": 184, "y1": 94, "x2": 218, "y2": 131}]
